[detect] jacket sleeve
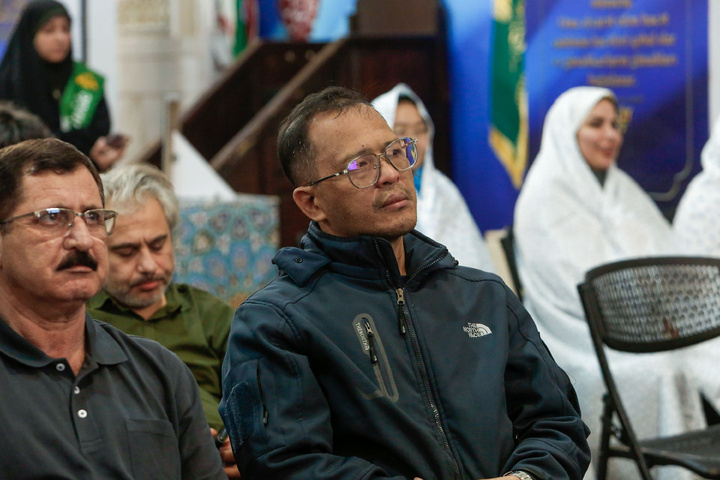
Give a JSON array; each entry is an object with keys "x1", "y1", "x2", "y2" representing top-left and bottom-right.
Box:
[
  {"x1": 220, "y1": 300, "x2": 407, "y2": 480},
  {"x1": 501, "y1": 287, "x2": 591, "y2": 480}
]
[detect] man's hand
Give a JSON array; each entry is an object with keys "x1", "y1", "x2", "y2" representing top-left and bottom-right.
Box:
[{"x1": 211, "y1": 427, "x2": 241, "y2": 479}]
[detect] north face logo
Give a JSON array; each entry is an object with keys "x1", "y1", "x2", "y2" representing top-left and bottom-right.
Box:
[{"x1": 463, "y1": 323, "x2": 492, "y2": 338}]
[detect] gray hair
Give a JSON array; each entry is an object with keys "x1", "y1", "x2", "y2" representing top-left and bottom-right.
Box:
[{"x1": 101, "y1": 163, "x2": 179, "y2": 231}]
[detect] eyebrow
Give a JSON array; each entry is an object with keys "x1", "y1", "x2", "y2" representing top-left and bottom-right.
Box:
[
  {"x1": 339, "y1": 137, "x2": 398, "y2": 166},
  {"x1": 586, "y1": 115, "x2": 614, "y2": 122},
  {"x1": 40, "y1": 204, "x2": 103, "y2": 212},
  {"x1": 109, "y1": 234, "x2": 168, "y2": 251},
  {"x1": 109, "y1": 241, "x2": 140, "y2": 252}
]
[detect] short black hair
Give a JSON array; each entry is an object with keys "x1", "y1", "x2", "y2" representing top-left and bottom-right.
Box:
[
  {"x1": 277, "y1": 86, "x2": 374, "y2": 187},
  {"x1": 0, "y1": 102, "x2": 53, "y2": 148},
  {"x1": 0, "y1": 138, "x2": 103, "y2": 227}
]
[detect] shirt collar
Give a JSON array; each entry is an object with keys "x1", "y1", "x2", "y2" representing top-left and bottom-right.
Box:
[
  {"x1": 88, "y1": 285, "x2": 186, "y2": 320},
  {"x1": 0, "y1": 312, "x2": 127, "y2": 367},
  {"x1": 85, "y1": 313, "x2": 128, "y2": 365},
  {"x1": 0, "y1": 314, "x2": 53, "y2": 368}
]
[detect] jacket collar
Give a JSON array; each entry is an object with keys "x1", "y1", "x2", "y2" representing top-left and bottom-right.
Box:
[{"x1": 273, "y1": 221, "x2": 454, "y2": 287}]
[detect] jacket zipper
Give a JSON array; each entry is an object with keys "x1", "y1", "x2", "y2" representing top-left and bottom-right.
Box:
[
  {"x1": 396, "y1": 288, "x2": 407, "y2": 335},
  {"x1": 396, "y1": 250, "x2": 461, "y2": 480},
  {"x1": 257, "y1": 367, "x2": 269, "y2": 425},
  {"x1": 364, "y1": 319, "x2": 379, "y2": 364},
  {"x1": 378, "y1": 241, "x2": 459, "y2": 476},
  {"x1": 355, "y1": 315, "x2": 398, "y2": 401},
  {"x1": 395, "y1": 249, "x2": 446, "y2": 335}
]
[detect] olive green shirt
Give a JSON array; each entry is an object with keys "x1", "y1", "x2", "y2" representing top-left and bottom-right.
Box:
[{"x1": 87, "y1": 283, "x2": 234, "y2": 430}]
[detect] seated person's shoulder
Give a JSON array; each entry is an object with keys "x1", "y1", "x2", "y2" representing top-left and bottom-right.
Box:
[
  {"x1": 450, "y1": 264, "x2": 505, "y2": 284},
  {"x1": 94, "y1": 317, "x2": 187, "y2": 368},
  {"x1": 172, "y1": 283, "x2": 235, "y2": 313},
  {"x1": 444, "y1": 266, "x2": 521, "y2": 303}
]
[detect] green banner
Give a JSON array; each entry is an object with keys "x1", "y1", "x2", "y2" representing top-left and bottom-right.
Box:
[
  {"x1": 234, "y1": 0, "x2": 247, "y2": 55},
  {"x1": 59, "y1": 62, "x2": 104, "y2": 132},
  {"x1": 489, "y1": 0, "x2": 527, "y2": 189}
]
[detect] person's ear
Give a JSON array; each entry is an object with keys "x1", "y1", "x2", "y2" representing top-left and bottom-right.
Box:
[{"x1": 293, "y1": 186, "x2": 327, "y2": 223}]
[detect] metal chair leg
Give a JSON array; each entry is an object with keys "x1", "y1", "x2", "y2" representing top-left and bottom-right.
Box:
[{"x1": 597, "y1": 393, "x2": 613, "y2": 480}]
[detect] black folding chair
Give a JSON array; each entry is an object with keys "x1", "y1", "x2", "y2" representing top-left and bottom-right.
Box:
[
  {"x1": 577, "y1": 256, "x2": 720, "y2": 480},
  {"x1": 499, "y1": 224, "x2": 523, "y2": 302}
]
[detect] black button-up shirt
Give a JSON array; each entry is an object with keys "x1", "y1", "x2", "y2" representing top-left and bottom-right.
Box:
[{"x1": 0, "y1": 313, "x2": 225, "y2": 479}]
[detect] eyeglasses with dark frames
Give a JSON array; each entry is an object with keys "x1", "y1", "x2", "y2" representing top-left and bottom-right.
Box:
[
  {"x1": 0, "y1": 208, "x2": 118, "y2": 236},
  {"x1": 306, "y1": 137, "x2": 418, "y2": 189}
]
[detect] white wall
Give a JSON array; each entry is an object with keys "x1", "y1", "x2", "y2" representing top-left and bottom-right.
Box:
[{"x1": 86, "y1": 1, "x2": 119, "y2": 123}]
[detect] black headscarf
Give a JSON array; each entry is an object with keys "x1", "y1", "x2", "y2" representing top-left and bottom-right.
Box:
[{"x1": 0, "y1": 0, "x2": 73, "y2": 133}]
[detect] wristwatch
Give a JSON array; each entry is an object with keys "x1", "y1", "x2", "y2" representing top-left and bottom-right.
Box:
[{"x1": 503, "y1": 471, "x2": 535, "y2": 480}]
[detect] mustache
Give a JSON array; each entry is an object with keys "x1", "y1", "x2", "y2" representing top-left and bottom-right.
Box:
[
  {"x1": 58, "y1": 251, "x2": 98, "y2": 271},
  {"x1": 374, "y1": 185, "x2": 415, "y2": 209}
]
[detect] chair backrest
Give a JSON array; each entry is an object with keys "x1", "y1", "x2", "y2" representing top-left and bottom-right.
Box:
[
  {"x1": 499, "y1": 225, "x2": 523, "y2": 302},
  {"x1": 579, "y1": 256, "x2": 720, "y2": 353},
  {"x1": 578, "y1": 256, "x2": 720, "y2": 479},
  {"x1": 483, "y1": 228, "x2": 519, "y2": 297}
]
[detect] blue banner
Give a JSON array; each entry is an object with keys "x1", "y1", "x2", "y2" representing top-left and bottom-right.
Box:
[{"x1": 526, "y1": 0, "x2": 708, "y2": 217}]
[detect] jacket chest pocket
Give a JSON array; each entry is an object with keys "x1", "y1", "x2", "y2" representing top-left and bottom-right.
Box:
[{"x1": 352, "y1": 314, "x2": 399, "y2": 403}]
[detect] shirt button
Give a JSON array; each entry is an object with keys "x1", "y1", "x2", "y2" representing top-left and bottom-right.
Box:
[
  {"x1": 56, "y1": 363, "x2": 66, "y2": 372},
  {"x1": 73, "y1": 386, "x2": 81, "y2": 395},
  {"x1": 78, "y1": 409, "x2": 88, "y2": 418}
]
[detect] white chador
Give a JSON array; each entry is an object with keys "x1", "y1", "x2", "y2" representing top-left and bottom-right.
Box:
[
  {"x1": 372, "y1": 83, "x2": 495, "y2": 272},
  {"x1": 672, "y1": 115, "x2": 720, "y2": 422},
  {"x1": 674, "y1": 116, "x2": 720, "y2": 256},
  {"x1": 514, "y1": 86, "x2": 711, "y2": 480}
]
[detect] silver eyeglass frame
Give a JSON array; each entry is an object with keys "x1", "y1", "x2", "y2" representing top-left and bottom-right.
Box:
[
  {"x1": 0, "y1": 207, "x2": 118, "y2": 235},
  {"x1": 305, "y1": 137, "x2": 418, "y2": 189}
]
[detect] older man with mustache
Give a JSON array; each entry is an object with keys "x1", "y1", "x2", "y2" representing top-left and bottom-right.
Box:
[
  {"x1": 86, "y1": 163, "x2": 239, "y2": 479},
  {"x1": 0, "y1": 138, "x2": 225, "y2": 479},
  {"x1": 219, "y1": 86, "x2": 591, "y2": 480}
]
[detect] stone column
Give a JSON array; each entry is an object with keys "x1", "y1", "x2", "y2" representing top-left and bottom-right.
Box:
[{"x1": 115, "y1": 0, "x2": 215, "y2": 162}]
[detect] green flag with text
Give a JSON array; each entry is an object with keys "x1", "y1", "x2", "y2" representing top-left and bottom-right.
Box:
[{"x1": 489, "y1": 0, "x2": 527, "y2": 189}]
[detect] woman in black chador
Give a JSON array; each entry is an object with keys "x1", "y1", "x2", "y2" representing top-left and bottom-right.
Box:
[{"x1": 0, "y1": 0, "x2": 126, "y2": 170}]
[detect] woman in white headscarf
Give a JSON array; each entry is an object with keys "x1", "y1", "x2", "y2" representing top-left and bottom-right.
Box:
[
  {"x1": 672, "y1": 116, "x2": 720, "y2": 420},
  {"x1": 674, "y1": 116, "x2": 720, "y2": 256},
  {"x1": 514, "y1": 86, "x2": 709, "y2": 479},
  {"x1": 373, "y1": 83, "x2": 495, "y2": 272}
]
